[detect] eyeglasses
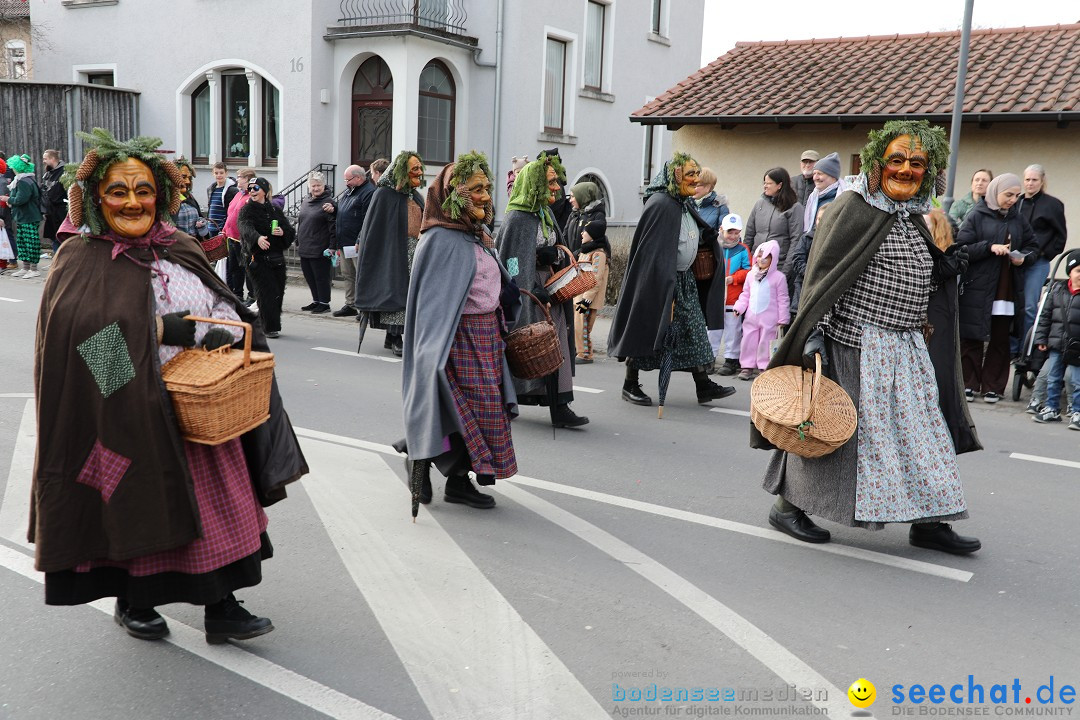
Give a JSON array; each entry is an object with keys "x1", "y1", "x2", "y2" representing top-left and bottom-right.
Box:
[{"x1": 248, "y1": 186, "x2": 261, "y2": 193}]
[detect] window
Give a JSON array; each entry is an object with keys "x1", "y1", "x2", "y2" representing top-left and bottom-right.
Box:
[
  {"x1": 417, "y1": 61, "x2": 455, "y2": 165},
  {"x1": 263, "y1": 78, "x2": 280, "y2": 165},
  {"x1": 192, "y1": 82, "x2": 211, "y2": 162},
  {"x1": 650, "y1": 0, "x2": 663, "y2": 36},
  {"x1": 544, "y1": 38, "x2": 567, "y2": 134},
  {"x1": 352, "y1": 56, "x2": 394, "y2": 167},
  {"x1": 5, "y1": 41, "x2": 26, "y2": 80},
  {"x1": 86, "y1": 71, "x2": 114, "y2": 86},
  {"x1": 584, "y1": 2, "x2": 605, "y2": 90},
  {"x1": 222, "y1": 73, "x2": 250, "y2": 161},
  {"x1": 642, "y1": 125, "x2": 655, "y2": 184}
]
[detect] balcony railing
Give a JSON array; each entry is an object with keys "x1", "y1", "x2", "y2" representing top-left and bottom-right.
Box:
[{"x1": 337, "y1": 0, "x2": 468, "y2": 36}]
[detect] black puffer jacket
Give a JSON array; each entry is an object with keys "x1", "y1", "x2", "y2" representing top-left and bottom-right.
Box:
[
  {"x1": 1017, "y1": 191, "x2": 1067, "y2": 262},
  {"x1": 295, "y1": 191, "x2": 337, "y2": 258},
  {"x1": 564, "y1": 200, "x2": 607, "y2": 254},
  {"x1": 955, "y1": 200, "x2": 1038, "y2": 341},
  {"x1": 1033, "y1": 277, "x2": 1080, "y2": 360}
]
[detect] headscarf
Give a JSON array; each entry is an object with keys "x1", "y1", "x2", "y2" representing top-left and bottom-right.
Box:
[
  {"x1": 569, "y1": 181, "x2": 599, "y2": 207},
  {"x1": 421, "y1": 151, "x2": 494, "y2": 244},
  {"x1": 984, "y1": 173, "x2": 1021, "y2": 213},
  {"x1": 643, "y1": 151, "x2": 697, "y2": 206},
  {"x1": 378, "y1": 150, "x2": 425, "y2": 194},
  {"x1": 8, "y1": 154, "x2": 33, "y2": 175},
  {"x1": 505, "y1": 152, "x2": 564, "y2": 238}
]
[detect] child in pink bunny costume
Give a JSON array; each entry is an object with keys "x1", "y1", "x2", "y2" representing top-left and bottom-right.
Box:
[{"x1": 733, "y1": 239, "x2": 790, "y2": 379}]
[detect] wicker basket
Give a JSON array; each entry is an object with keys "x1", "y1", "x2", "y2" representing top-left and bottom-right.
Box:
[
  {"x1": 200, "y1": 234, "x2": 228, "y2": 263},
  {"x1": 750, "y1": 354, "x2": 857, "y2": 458},
  {"x1": 161, "y1": 316, "x2": 275, "y2": 445},
  {"x1": 505, "y1": 289, "x2": 564, "y2": 379},
  {"x1": 544, "y1": 245, "x2": 597, "y2": 304},
  {"x1": 691, "y1": 248, "x2": 716, "y2": 281}
]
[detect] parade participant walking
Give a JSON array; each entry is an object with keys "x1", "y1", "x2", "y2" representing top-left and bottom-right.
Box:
[
  {"x1": 170, "y1": 157, "x2": 210, "y2": 240},
  {"x1": 564, "y1": 182, "x2": 610, "y2": 364},
  {"x1": 1, "y1": 154, "x2": 42, "y2": 278},
  {"x1": 732, "y1": 240, "x2": 789, "y2": 380},
  {"x1": 239, "y1": 177, "x2": 295, "y2": 338},
  {"x1": 32, "y1": 130, "x2": 307, "y2": 642},
  {"x1": 332, "y1": 165, "x2": 375, "y2": 317},
  {"x1": 607, "y1": 152, "x2": 735, "y2": 408},
  {"x1": 955, "y1": 173, "x2": 1038, "y2": 403},
  {"x1": 295, "y1": 171, "x2": 337, "y2": 314},
  {"x1": 716, "y1": 213, "x2": 751, "y2": 376},
  {"x1": 755, "y1": 120, "x2": 981, "y2": 554},
  {"x1": 398, "y1": 152, "x2": 519, "y2": 510},
  {"x1": 497, "y1": 153, "x2": 589, "y2": 428},
  {"x1": 354, "y1": 151, "x2": 426, "y2": 357}
]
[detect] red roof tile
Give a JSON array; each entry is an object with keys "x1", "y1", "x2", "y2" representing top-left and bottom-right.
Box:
[{"x1": 632, "y1": 24, "x2": 1080, "y2": 124}]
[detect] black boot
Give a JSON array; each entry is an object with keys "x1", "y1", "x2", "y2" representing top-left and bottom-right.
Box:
[
  {"x1": 114, "y1": 599, "x2": 169, "y2": 640},
  {"x1": 621, "y1": 367, "x2": 652, "y2": 406},
  {"x1": 552, "y1": 403, "x2": 589, "y2": 428},
  {"x1": 444, "y1": 474, "x2": 496, "y2": 508},
  {"x1": 404, "y1": 457, "x2": 433, "y2": 504},
  {"x1": 693, "y1": 368, "x2": 736, "y2": 404},
  {"x1": 204, "y1": 593, "x2": 274, "y2": 644},
  {"x1": 909, "y1": 522, "x2": 981, "y2": 555},
  {"x1": 389, "y1": 334, "x2": 403, "y2": 357}
]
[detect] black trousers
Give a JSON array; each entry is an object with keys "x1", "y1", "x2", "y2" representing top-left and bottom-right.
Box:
[
  {"x1": 227, "y1": 238, "x2": 253, "y2": 299},
  {"x1": 300, "y1": 256, "x2": 333, "y2": 304},
  {"x1": 247, "y1": 254, "x2": 287, "y2": 333},
  {"x1": 961, "y1": 315, "x2": 1012, "y2": 395}
]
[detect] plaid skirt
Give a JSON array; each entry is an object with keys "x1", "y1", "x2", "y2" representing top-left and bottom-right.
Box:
[
  {"x1": 629, "y1": 271, "x2": 715, "y2": 372},
  {"x1": 15, "y1": 222, "x2": 41, "y2": 263},
  {"x1": 446, "y1": 311, "x2": 517, "y2": 479}
]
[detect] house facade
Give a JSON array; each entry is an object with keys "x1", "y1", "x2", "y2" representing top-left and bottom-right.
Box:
[
  {"x1": 30, "y1": 0, "x2": 703, "y2": 228},
  {"x1": 633, "y1": 24, "x2": 1080, "y2": 255},
  {"x1": 0, "y1": 0, "x2": 31, "y2": 80}
]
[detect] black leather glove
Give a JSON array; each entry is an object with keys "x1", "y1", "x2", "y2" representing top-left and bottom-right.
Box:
[
  {"x1": 160, "y1": 310, "x2": 196, "y2": 347},
  {"x1": 802, "y1": 327, "x2": 828, "y2": 370},
  {"x1": 937, "y1": 244, "x2": 970, "y2": 279},
  {"x1": 535, "y1": 245, "x2": 561, "y2": 266},
  {"x1": 201, "y1": 327, "x2": 235, "y2": 350},
  {"x1": 532, "y1": 285, "x2": 552, "y2": 305},
  {"x1": 576, "y1": 298, "x2": 592, "y2": 315}
]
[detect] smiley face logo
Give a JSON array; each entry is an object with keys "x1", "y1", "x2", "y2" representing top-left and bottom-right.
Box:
[{"x1": 847, "y1": 678, "x2": 876, "y2": 708}]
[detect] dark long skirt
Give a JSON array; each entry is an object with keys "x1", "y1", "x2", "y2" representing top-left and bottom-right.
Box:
[{"x1": 629, "y1": 271, "x2": 715, "y2": 372}]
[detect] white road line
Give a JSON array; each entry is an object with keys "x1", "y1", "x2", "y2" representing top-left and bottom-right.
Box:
[
  {"x1": 299, "y1": 437, "x2": 608, "y2": 720},
  {"x1": 0, "y1": 544, "x2": 404, "y2": 720},
  {"x1": 0, "y1": 393, "x2": 34, "y2": 398},
  {"x1": 289, "y1": 428, "x2": 971, "y2": 582},
  {"x1": 0, "y1": 296, "x2": 23, "y2": 303},
  {"x1": 710, "y1": 407, "x2": 752, "y2": 418},
  {"x1": 572, "y1": 385, "x2": 604, "y2": 394},
  {"x1": 312, "y1": 347, "x2": 402, "y2": 364},
  {"x1": 496, "y1": 482, "x2": 854, "y2": 718},
  {"x1": 1010, "y1": 452, "x2": 1080, "y2": 471},
  {"x1": 0, "y1": 400, "x2": 35, "y2": 548}
]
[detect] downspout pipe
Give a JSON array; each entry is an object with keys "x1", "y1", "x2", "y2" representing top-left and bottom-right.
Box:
[{"x1": 943, "y1": 0, "x2": 974, "y2": 214}]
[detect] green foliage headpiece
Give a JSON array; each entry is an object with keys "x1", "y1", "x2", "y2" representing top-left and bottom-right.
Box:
[
  {"x1": 379, "y1": 150, "x2": 426, "y2": 194},
  {"x1": 440, "y1": 150, "x2": 494, "y2": 225},
  {"x1": 859, "y1": 120, "x2": 950, "y2": 198},
  {"x1": 644, "y1": 151, "x2": 698, "y2": 200}
]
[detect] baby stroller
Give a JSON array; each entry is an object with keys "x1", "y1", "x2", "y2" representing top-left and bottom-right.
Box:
[{"x1": 1012, "y1": 248, "x2": 1080, "y2": 401}]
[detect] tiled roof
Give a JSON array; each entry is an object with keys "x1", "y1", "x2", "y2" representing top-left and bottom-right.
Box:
[
  {"x1": 0, "y1": 0, "x2": 30, "y2": 18},
  {"x1": 632, "y1": 24, "x2": 1080, "y2": 125}
]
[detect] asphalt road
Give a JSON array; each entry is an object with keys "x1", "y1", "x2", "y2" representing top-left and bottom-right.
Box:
[{"x1": 1, "y1": 271, "x2": 1078, "y2": 720}]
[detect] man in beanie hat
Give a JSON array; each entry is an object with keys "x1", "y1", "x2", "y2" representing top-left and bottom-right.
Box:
[
  {"x1": 0, "y1": 154, "x2": 42, "y2": 278},
  {"x1": 791, "y1": 150, "x2": 819, "y2": 206},
  {"x1": 755, "y1": 120, "x2": 982, "y2": 555},
  {"x1": 1032, "y1": 250, "x2": 1080, "y2": 429}
]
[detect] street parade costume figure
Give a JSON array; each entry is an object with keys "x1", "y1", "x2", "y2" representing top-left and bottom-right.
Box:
[
  {"x1": 607, "y1": 152, "x2": 735, "y2": 409},
  {"x1": 755, "y1": 120, "x2": 982, "y2": 554},
  {"x1": 354, "y1": 151, "x2": 426, "y2": 357},
  {"x1": 496, "y1": 153, "x2": 589, "y2": 428},
  {"x1": 31, "y1": 129, "x2": 308, "y2": 642},
  {"x1": 398, "y1": 152, "x2": 521, "y2": 510}
]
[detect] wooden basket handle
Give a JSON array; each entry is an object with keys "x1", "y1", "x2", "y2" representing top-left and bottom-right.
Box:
[
  {"x1": 182, "y1": 315, "x2": 253, "y2": 368},
  {"x1": 798, "y1": 353, "x2": 823, "y2": 424},
  {"x1": 517, "y1": 289, "x2": 554, "y2": 324}
]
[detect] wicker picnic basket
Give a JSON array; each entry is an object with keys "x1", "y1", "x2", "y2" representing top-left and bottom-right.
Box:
[
  {"x1": 200, "y1": 233, "x2": 229, "y2": 263},
  {"x1": 750, "y1": 353, "x2": 857, "y2": 458},
  {"x1": 505, "y1": 289, "x2": 564, "y2": 380},
  {"x1": 543, "y1": 244, "x2": 597, "y2": 304},
  {"x1": 161, "y1": 316, "x2": 275, "y2": 445},
  {"x1": 691, "y1": 247, "x2": 716, "y2": 281}
]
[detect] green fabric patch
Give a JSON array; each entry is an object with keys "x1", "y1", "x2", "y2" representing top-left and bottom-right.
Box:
[{"x1": 77, "y1": 322, "x2": 136, "y2": 399}]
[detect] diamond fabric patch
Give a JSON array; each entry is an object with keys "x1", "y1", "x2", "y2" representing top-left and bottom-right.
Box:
[
  {"x1": 75, "y1": 440, "x2": 131, "y2": 503},
  {"x1": 77, "y1": 322, "x2": 136, "y2": 398}
]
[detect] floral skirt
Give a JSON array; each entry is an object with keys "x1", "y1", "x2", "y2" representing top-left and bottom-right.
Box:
[{"x1": 629, "y1": 271, "x2": 714, "y2": 372}]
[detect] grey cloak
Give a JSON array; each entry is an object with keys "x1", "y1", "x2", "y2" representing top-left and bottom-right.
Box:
[
  {"x1": 607, "y1": 192, "x2": 723, "y2": 360},
  {"x1": 354, "y1": 186, "x2": 425, "y2": 313},
  {"x1": 496, "y1": 209, "x2": 576, "y2": 399},
  {"x1": 402, "y1": 226, "x2": 520, "y2": 462}
]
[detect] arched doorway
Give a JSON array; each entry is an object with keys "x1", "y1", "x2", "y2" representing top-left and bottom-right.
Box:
[{"x1": 352, "y1": 56, "x2": 393, "y2": 167}]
